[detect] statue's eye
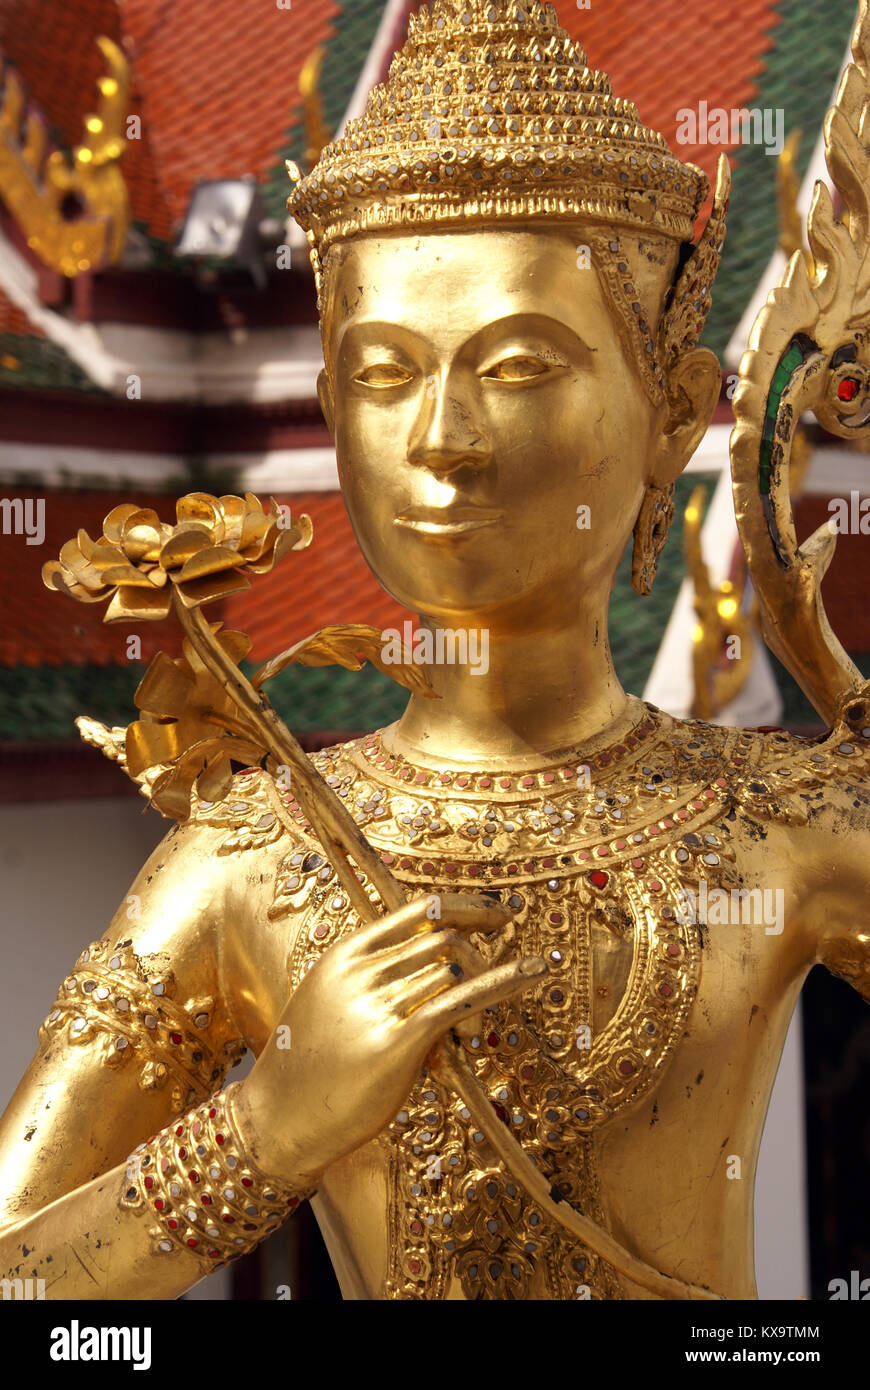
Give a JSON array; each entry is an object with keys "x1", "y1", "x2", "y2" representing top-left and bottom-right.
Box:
[
  {"x1": 484, "y1": 355, "x2": 549, "y2": 381},
  {"x1": 354, "y1": 363, "x2": 414, "y2": 387}
]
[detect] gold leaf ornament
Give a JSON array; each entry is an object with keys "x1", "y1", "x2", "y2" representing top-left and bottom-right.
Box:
[
  {"x1": 126, "y1": 625, "x2": 265, "y2": 821},
  {"x1": 251, "y1": 623, "x2": 437, "y2": 698}
]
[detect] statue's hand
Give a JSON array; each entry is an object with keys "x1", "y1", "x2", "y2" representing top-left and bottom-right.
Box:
[{"x1": 234, "y1": 893, "x2": 545, "y2": 1184}]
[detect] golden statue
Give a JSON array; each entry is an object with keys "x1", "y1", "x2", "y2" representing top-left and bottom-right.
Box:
[{"x1": 3, "y1": 0, "x2": 870, "y2": 1302}]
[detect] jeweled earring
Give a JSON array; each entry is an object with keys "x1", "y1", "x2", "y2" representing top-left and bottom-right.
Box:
[{"x1": 631, "y1": 481, "x2": 675, "y2": 596}]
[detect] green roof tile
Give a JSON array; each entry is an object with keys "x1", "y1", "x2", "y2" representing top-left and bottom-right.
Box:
[
  {"x1": 0, "y1": 331, "x2": 106, "y2": 394},
  {"x1": 262, "y1": 0, "x2": 390, "y2": 222}
]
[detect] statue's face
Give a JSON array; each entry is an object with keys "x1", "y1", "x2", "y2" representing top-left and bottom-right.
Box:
[{"x1": 321, "y1": 228, "x2": 667, "y2": 626}]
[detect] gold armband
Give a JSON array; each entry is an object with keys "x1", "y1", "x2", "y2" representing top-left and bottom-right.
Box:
[
  {"x1": 119, "y1": 1083, "x2": 315, "y2": 1267},
  {"x1": 38, "y1": 938, "x2": 246, "y2": 1111}
]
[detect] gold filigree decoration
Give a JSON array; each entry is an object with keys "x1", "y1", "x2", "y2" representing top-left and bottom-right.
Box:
[
  {"x1": 731, "y1": 0, "x2": 870, "y2": 726},
  {"x1": 0, "y1": 36, "x2": 131, "y2": 276},
  {"x1": 120, "y1": 1083, "x2": 314, "y2": 1268},
  {"x1": 39, "y1": 938, "x2": 246, "y2": 1113}
]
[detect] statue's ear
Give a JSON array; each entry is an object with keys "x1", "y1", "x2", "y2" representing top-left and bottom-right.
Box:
[
  {"x1": 317, "y1": 367, "x2": 335, "y2": 436},
  {"x1": 653, "y1": 347, "x2": 720, "y2": 485}
]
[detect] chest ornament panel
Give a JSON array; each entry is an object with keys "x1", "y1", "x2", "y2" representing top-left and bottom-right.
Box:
[{"x1": 273, "y1": 708, "x2": 859, "y2": 1298}]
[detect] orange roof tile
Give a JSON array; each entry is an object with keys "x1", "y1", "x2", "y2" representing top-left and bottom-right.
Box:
[
  {"x1": 553, "y1": 0, "x2": 780, "y2": 222},
  {"x1": 0, "y1": 288, "x2": 40, "y2": 338}
]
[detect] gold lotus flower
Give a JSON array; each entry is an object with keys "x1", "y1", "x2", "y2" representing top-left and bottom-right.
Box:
[
  {"x1": 126, "y1": 624, "x2": 266, "y2": 820},
  {"x1": 42, "y1": 492, "x2": 313, "y2": 622}
]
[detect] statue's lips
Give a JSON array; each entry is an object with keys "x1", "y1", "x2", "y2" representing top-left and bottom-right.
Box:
[{"x1": 393, "y1": 506, "x2": 503, "y2": 536}]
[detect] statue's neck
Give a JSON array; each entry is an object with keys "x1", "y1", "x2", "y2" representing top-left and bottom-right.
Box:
[{"x1": 383, "y1": 603, "x2": 633, "y2": 770}]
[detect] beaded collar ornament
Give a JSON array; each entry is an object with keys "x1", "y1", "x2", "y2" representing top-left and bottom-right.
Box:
[{"x1": 286, "y1": 0, "x2": 730, "y2": 405}]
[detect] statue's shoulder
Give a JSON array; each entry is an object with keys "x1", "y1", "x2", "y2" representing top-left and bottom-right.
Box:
[
  {"x1": 656, "y1": 705, "x2": 870, "y2": 827},
  {"x1": 186, "y1": 735, "x2": 374, "y2": 921}
]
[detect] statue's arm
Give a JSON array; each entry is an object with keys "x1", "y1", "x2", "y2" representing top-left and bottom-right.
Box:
[
  {"x1": 807, "y1": 772, "x2": 870, "y2": 1002},
  {"x1": 0, "y1": 815, "x2": 309, "y2": 1299}
]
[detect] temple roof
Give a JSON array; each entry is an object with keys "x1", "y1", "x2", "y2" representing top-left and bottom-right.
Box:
[{"x1": 0, "y1": 0, "x2": 861, "y2": 378}]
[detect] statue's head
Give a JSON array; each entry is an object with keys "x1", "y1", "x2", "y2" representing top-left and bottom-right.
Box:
[{"x1": 288, "y1": 0, "x2": 728, "y2": 630}]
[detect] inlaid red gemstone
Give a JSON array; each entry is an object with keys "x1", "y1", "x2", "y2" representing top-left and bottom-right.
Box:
[
  {"x1": 222, "y1": 1215, "x2": 235, "y2": 1223},
  {"x1": 659, "y1": 983, "x2": 674, "y2": 997},
  {"x1": 492, "y1": 1101, "x2": 508, "y2": 1123},
  {"x1": 381, "y1": 853, "x2": 395, "y2": 865},
  {"x1": 469, "y1": 865, "x2": 481, "y2": 877},
  {"x1": 209, "y1": 1108, "x2": 216, "y2": 1118},
  {"x1": 209, "y1": 1251, "x2": 220, "y2": 1259},
  {"x1": 215, "y1": 1133, "x2": 225, "y2": 1146},
  {"x1": 588, "y1": 870, "x2": 609, "y2": 889},
  {"x1": 499, "y1": 778, "x2": 511, "y2": 789},
  {"x1": 288, "y1": 1198, "x2": 298, "y2": 1208},
  {"x1": 187, "y1": 1238, "x2": 198, "y2": 1248},
  {"x1": 667, "y1": 943, "x2": 681, "y2": 957},
  {"x1": 178, "y1": 1147, "x2": 187, "y2": 1160},
  {"x1": 170, "y1": 1032, "x2": 182, "y2": 1045},
  {"x1": 201, "y1": 1194, "x2": 211, "y2": 1205},
  {"x1": 421, "y1": 862, "x2": 435, "y2": 874},
  {"x1": 241, "y1": 1177, "x2": 253, "y2": 1188},
  {"x1": 506, "y1": 863, "x2": 518, "y2": 874},
  {"x1": 479, "y1": 777, "x2": 492, "y2": 789},
  {"x1": 409, "y1": 1259, "x2": 422, "y2": 1274},
  {"x1": 154, "y1": 1198, "x2": 164, "y2": 1211},
  {"x1": 521, "y1": 1065, "x2": 535, "y2": 1080},
  {"x1": 168, "y1": 1219, "x2": 178, "y2": 1229},
  {"x1": 411, "y1": 1219, "x2": 423, "y2": 1235},
  {"x1": 487, "y1": 1032, "x2": 500, "y2": 1047},
  {"x1": 189, "y1": 1171, "x2": 199, "y2": 1183},
  {"x1": 838, "y1": 377, "x2": 859, "y2": 401},
  {"x1": 549, "y1": 911, "x2": 564, "y2": 924},
  {"x1": 175, "y1": 1126, "x2": 183, "y2": 1136},
  {"x1": 520, "y1": 776, "x2": 535, "y2": 788},
  {"x1": 144, "y1": 1176, "x2": 154, "y2": 1190},
  {"x1": 619, "y1": 1060, "x2": 635, "y2": 1076}
]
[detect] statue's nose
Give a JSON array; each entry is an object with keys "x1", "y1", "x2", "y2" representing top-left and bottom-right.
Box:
[{"x1": 406, "y1": 376, "x2": 492, "y2": 475}]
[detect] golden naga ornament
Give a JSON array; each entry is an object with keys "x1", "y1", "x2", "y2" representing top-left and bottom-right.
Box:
[
  {"x1": 3, "y1": 0, "x2": 870, "y2": 1304},
  {"x1": 0, "y1": 37, "x2": 131, "y2": 277}
]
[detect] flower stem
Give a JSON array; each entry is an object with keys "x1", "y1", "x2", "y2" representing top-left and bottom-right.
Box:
[{"x1": 172, "y1": 594, "x2": 403, "y2": 922}]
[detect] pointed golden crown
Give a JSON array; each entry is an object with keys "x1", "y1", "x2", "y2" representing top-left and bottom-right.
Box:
[
  {"x1": 289, "y1": 0, "x2": 709, "y2": 251},
  {"x1": 288, "y1": 0, "x2": 729, "y2": 403}
]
